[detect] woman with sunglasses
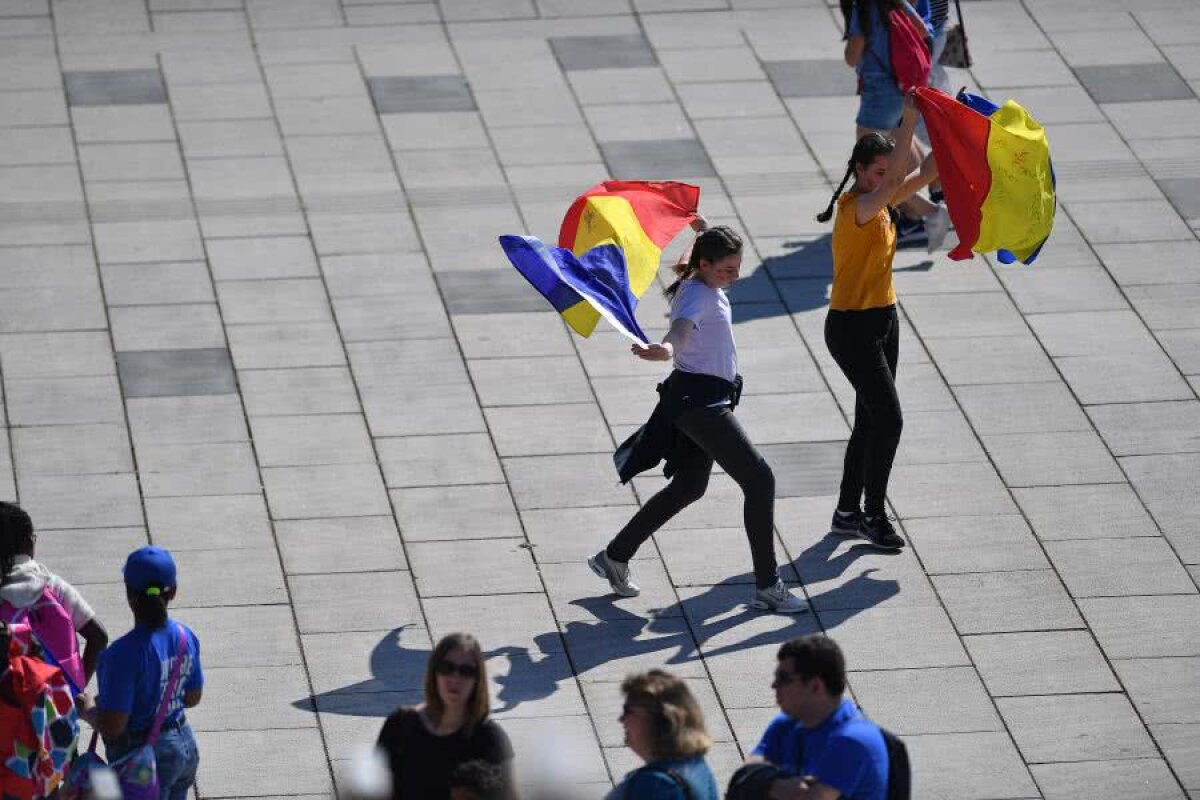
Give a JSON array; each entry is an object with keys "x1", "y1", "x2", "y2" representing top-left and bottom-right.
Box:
[
  {"x1": 608, "y1": 670, "x2": 719, "y2": 799},
  {"x1": 376, "y1": 633, "x2": 513, "y2": 800}
]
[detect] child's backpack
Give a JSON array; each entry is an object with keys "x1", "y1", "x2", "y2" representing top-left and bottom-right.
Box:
[
  {"x1": 0, "y1": 646, "x2": 80, "y2": 800},
  {"x1": 887, "y1": 4, "x2": 932, "y2": 93},
  {"x1": 0, "y1": 589, "x2": 85, "y2": 694}
]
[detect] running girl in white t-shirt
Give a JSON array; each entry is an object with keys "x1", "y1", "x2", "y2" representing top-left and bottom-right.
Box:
[{"x1": 589, "y1": 225, "x2": 807, "y2": 614}]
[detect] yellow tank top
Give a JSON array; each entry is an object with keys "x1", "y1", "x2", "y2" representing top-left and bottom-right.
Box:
[{"x1": 830, "y1": 193, "x2": 897, "y2": 311}]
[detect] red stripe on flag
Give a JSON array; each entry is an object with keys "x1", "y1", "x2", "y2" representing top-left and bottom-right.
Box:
[
  {"x1": 914, "y1": 88, "x2": 993, "y2": 261},
  {"x1": 558, "y1": 180, "x2": 700, "y2": 251}
]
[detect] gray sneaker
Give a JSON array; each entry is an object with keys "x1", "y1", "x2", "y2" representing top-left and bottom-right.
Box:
[
  {"x1": 750, "y1": 578, "x2": 809, "y2": 614},
  {"x1": 925, "y1": 203, "x2": 951, "y2": 253},
  {"x1": 588, "y1": 550, "x2": 641, "y2": 597}
]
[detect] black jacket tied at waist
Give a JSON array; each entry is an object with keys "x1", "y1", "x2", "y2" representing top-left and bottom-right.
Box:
[{"x1": 613, "y1": 369, "x2": 744, "y2": 485}]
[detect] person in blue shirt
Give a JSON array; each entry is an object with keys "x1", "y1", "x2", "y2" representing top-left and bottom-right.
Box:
[
  {"x1": 748, "y1": 635, "x2": 887, "y2": 800},
  {"x1": 80, "y1": 546, "x2": 203, "y2": 800},
  {"x1": 607, "y1": 670, "x2": 720, "y2": 800}
]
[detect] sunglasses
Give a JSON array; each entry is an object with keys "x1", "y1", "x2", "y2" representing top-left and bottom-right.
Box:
[{"x1": 434, "y1": 661, "x2": 479, "y2": 679}]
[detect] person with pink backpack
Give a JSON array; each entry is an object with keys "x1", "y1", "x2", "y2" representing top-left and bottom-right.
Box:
[{"x1": 0, "y1": 502, "x2": 109, "y2": 693}]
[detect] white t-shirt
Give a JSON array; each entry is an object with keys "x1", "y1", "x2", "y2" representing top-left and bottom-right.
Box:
[
  {"x1": 1, "y1": 555, "x2": 95, "y2": 630},
  {"x1": 670, "y1": 278, "x2": 737, "y2": 384}
]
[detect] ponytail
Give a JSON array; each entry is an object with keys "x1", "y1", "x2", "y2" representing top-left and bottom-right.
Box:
[
  {"x1": 129, "y1": 585, "x2": 169, "y2": 628},
  {"x1": 817, "y1": 164, "x2": 855, "y2": 223},
  {"x1": 664, "y1": 226, "x2": 744, "y2": 299},
  {"x1": 816, "y1": 131, "x2": 898, "y2": 224}
]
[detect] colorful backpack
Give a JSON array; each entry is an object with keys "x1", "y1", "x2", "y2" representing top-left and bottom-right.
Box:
[
  {"x1": 887, "y1": 4, "x2": 933, "y2": 93},
  {"x1": 0, "y1": 588, "x2": 86, "y2": 694},
  {"x1": 0, "y1": 641, "x2": 80, "y2": 800}
]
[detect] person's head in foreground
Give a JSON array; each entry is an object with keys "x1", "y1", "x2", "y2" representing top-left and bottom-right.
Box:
[
  {"x1": 773, "y1": 633, "x2": 848, "y2": 725},
  {"x1": 425, "y1": 632, "x2": 490, "y2": 731},
  {"x1": 449, "y1": 759, "x2": 510, "y2": 800},
  {"x1": 620, "y1": 669, "x2": 712, "y2": 763},
  {"x1": 124, "y1": 545, "x2": 178, "y2": 628}
]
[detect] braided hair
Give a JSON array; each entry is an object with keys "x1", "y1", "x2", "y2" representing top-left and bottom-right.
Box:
[
  {"x1": 816, "y1": 132, "x2": 897, "y2": 223},
  {"x1": 664, "y1": 225, "x2": 744, "y2": 300},
  {"x1": 0, "y1": 502, "x2": 34, "y2": 586}
]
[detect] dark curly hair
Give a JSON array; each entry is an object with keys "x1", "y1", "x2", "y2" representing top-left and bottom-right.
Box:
[{"x1": 0, "y1": 502, "x2": 34, "y2": 586}]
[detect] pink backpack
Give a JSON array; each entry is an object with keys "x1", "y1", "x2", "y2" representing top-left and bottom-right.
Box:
[
  {"x1": 0, "y1": 587, "x2": 86, "y2": 693},
  {"x1": 888, "y1": 5, "x2": 932, "y2": 93}
]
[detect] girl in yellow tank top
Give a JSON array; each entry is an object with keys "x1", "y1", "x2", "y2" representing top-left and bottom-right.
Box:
[{"x1": 815, "y1": 96, "x2": 939, "y2": 550}]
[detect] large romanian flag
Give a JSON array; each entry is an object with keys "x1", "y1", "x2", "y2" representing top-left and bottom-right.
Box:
[
  {"x1": 914, "y1": 87, "x2": 1055, "y2": 264},
  {"x1": 499, "y1": 181, "x2": 698, "y2": 340}
]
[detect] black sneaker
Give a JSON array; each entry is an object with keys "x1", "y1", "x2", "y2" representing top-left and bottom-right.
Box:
[
  {"x1": 930, "y1": 187, "x2": 945, "y2": 204},
  {"x1": 857, "y1": 514, "x2": 905, "y2": 551},
  {"x1": 895, "y1": 219, "x2": 928, "y2": 249},
  {"x1": 830, "y1": 509, "x2": 863, "y2": 536}
]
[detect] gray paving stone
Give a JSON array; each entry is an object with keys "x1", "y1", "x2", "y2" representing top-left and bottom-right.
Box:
[
  {"x1": 391, "y1": 483, "x2": 523, "y2": 542},
  {"x1": 485, "y1": 403, "x2": 612, "y2": 457},
  {"x1": 378, "y1": 433, "x2": 504, "y2": 487},
  {"x1": 888, "y1": 462, "x2": 1018, "y2": 519},
  {"x1": 6, "y1": 375, "x2": 124, "y2": 426},
  {"x1": 410, "y1": 538, "x2": 540, "y2": 596},
  {"x1": 1069, "y1": 198, "x2": 1196, "y2": 243},
  {"x1": 262, "y1": 463, "x2": 391, "y2": 519},
  {"x1": 275, "y1": 516, "x2": 406, "y2": 575},
  {"x1": 657, "y1": 526, "x2": 788, "y2": 587},
  {"x1": 136, "y1": 441, "x2": 260, "y2": 497},
  {"x1": 1057, "y1": 353, "x2": 1195, "y2": 404},
  {"x1": 0, "y1": 331, "x2": 114, "y2": 379},
  {"x1": 1087, "y1": 400, "x2": 1200, "y2": 455},
  {"x1": 144, "y1": 494, "x2": 274, "y2": 552},
  {"x1": 171, "y1": 546, "x2": 287, "y2": 607},
  {"x1": 207, "y1": 235, "x2": 319, "y2": 281},
  {"x1": 1159, "y1": 177, "x2": 1200, "y2": 219},
  {"x1": 506, "y1": 453, "x2": 637, "y2": 510},
  {"x1": 453, "y1": 311, "x2": 573, "y2": 360},
  {"x1": 291, "y1": 570, "x2": 421, "y2": 634},
  {"x1": 849, "y1": 666, "x2": 1002, "y2": 735},
  {"x1": 239, "y1": 366, "x2": 362, "y2": 417},
  {"x1": 1115, "y1": 657, "x2": 1200, "y2": 724},
  {"x1": 436, "y1": 268, "x2": 552, "y2": 314},
  {"x1": 997, "y1": 693, "x2": 1159, "y2": 763},
  {"x1": 560, "y1": 615, "x2": 705, "y2": 683},
  {"x1": 1048, "y1": 537, "x2": 1195, "y2": 598},
  {"x1": 819, "y1": 605, "x2": 969, "y2": 670},
  {"x1": 227, "y1": 321, "x2": 348, "y2": 369},
  {"x1": 521, "y1": 505, "x2": 647, "y2": 564},
  {"x1": 250, "y1": 413, "x2": 375, "y2": 467},
  {"x1": 1080, "y1": 595, "x2": 1200, "y2": 658},
  {"x1": 905, "y1": 731, "x2": 1038, "y2": 800},
  {"x1": 550, "y1": 34, "x2": 658, "y2": 71},
  {"x1": 1016, "y1": 484, "x2": 1159, "y2": 543},
  {"x1": 1000, "y1": 267, "x2": 1128, "y2": 314},
  {"x1": 1095, "y1": 240, "x2": 1200, "y2": 286},
  {"x1": 904, "y1": 515, "x2": 1050, "y2": 574},
  {"x1": 933, "y1": 570, "x2": 1083, "y2": 634},
  {"x1": 11, "y1": 423, "x2": 133, "y2": 476},
  {"x1": 126, "y1": 394, "x2": 248, "y2": 447},
  {"x1": 116, "y1": 347, "x2": 237, "y2": 398},
  {"x1": 763, "y1": 59, "x2": 858, "y2": 98},
  {"x1": 1077, "y1": 63, "x2": 1196, "y2": 103},
  {"x1": 100, "y1": 261, "x2": 215, "y2": 307},
  {"x1": 1159, "y1": 329, "x2": 1200, "y2": 374},
  {"x1": 64, "y1": 68, "x2": 166, "y2": 105},
  {"x1": 1152, "y1": 723, "x2": 1200, "y2": 792},
  {"x1": 189, "y1": 664, "x2": 316, "y2": 732},
  {"x1": 1127, "y1": 283, "x2": 1200, "y2": 332},
  {"x1": 983, "y1": 430, "x2": 1125, "y2": 487},
  {"x1": 301, "y1": 625, "x2": 431, "y2": 696},
  {"x1": 195, "y1": 729, "x2": 333, "y2": 796},
  {"x1": 503, "y1": 715, "x2": 609, "y2": 785},
  {"x1": 600, "y1": 139, "x2": 716, "y2": 179},
  {"x1": 1121, "y1": 453, "x2": 1200, "y2": 563},
  {"x1": 567, "y1": 66, "x2": 674, "y2": 106},
  {"x1": 175, "y1": 605, "x2": 302, "y2": 668},
  {"x1": 677, "y1": 80, "x2": 785, "y2": 119},
  {"x1": 800, "y1": 541, "x2": 940, "y2": 612},
  {"x1": 955, "y1": 381, "x2": 1090, "y2": 435},
  {"x1": 367, "y1": 75, "x2": 476, "y2": 114},
  {"x1": 966, "y1": 630, "x2": 1120, "y2": 697},
  {"x1": 425, "y1": 593, "x2": 562, "y2": 655},
  {"x1": 470, "y1": 356, "x2": 594, "y2": 407},
  {"x1": 902, "y1": 293, "x2": 1027, "y2": 339},
  {"x1": 110, "y1": 303, "x2": 227, "y2": 352},
  {"x1": 544, "y1": 558, "x2": 682, "y2": 623},
  {"x1": 892, "y1": 409, "x2": 987, "y2": 467},
  {"x1": 1031, "y1": 759, "x2": 1186, "y2": 800},
  {"x1": 34, "y1": 527, "x2": 147, "y2": 587},
  {"x1": 216, "y1": 278, "x2": 332, "y2": 325},
  {"x1": 923, "y1": 334, "x2": 1061, "y2": 386}
]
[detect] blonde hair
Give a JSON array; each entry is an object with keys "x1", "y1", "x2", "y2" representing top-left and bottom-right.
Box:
[
  {"x1": 621, "y1": 669, "x2": 712, "y2": 760},
  {"x1": 424, "y1": 633, "x2": 490, "y2": 733}
]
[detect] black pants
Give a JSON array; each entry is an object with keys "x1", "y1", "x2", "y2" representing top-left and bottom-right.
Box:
[
  {"x1": 825, "y1": 306, "x2": 902, "y2": 517},
  {"x1": 606, "y1": 405, "x2": 779, "y2": 589}
]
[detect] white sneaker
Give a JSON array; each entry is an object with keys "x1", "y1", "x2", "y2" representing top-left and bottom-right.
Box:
[
  {"x1": 750, "y1": 578, "x2": 809, "y2": 614},
  {"x1": 925, "y1": 203, "x2": 951, "y2": 253},
  {"x1": 588, "y1": 550, "x2": 641, "y2": 597}
]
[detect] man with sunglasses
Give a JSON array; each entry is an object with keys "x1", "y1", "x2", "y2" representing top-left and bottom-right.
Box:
[{"x1": 745, "y1": 635, "x2": 888, "y2": 800}]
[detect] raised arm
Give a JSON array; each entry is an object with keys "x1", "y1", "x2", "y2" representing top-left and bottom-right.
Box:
[{"x1": 855, "y1": 97, "x2": 919, "y2": 225}]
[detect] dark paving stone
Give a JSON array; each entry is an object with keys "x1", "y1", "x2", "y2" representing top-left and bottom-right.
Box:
[
  {"x1": 117, "y1": 348, "x2": 237, "y2": 398},
  {"x1": 367, "y1": 75, "x2": 476, "y2": 114},
  {"x1": 761, "y1": 441, "x2": 847, "y2": 498},
  {"x1": 549, "y1": 35, "x2": 658, "y2": 71},
  {"x1": 600, "y1": 138, "x2": 715, "y2": 180},
  {"x1": 437, "y1": 269, "x2": 556, "y2": 314},
  {"x1": 64, "y1": 69, "x2": 167, "y2": 106},
  {"x1": 1158, "y1": 178, "x2": 1200, "y2": 219},
  {"x1": 1075, "y1": 63, "x2": 1195, "y2": 104},
  {"x1": 764, "y1": 60, "x2": 858, "y2": 98}
]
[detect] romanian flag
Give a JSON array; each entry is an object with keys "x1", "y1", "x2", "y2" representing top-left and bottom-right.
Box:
[
  {"x1": 498, "y1": 236, "x2": 650, "y2": 343},
  {"x1": 914, "y1": 87, "x2": 1055, "y2": 264}
]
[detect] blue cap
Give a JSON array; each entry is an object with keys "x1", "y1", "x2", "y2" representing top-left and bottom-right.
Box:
[{"x1": 123, "y1": 546, "x2": 177, "y2": 593}]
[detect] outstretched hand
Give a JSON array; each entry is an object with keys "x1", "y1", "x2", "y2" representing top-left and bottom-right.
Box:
[{"x1": 632, "y1": 342, "x2": 672, "y2": 361}]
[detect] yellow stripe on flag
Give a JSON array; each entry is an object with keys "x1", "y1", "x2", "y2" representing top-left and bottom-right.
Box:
[
  {"x1": 560, "y1": 299, "x2": 598, "y2": 338},
  {"x1": 976, "y1": 100, "x2": 1056, "y2": 263}
]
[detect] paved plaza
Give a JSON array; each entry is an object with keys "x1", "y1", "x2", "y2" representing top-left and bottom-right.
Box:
[{"x1": 1, "y1": 0, "x2": 1199, "y2": 796}]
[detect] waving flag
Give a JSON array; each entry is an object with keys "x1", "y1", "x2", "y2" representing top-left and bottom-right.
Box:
[
  {"x1": 914, "y1": 87, "x2": 1055, "y2": 264},
  {"x1": 498, "y1": 236, "x2": 649, "y2": 343}
]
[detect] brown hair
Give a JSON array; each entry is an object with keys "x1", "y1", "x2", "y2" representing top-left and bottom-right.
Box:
[
  {"x1": 816, "y1": 132, "x2": 897, "y2": 223},
  {"x1": 621, "y1": 669, "x2": 712, "y2": 760},
  {"x1": 664, "y1": 226, "x2": 743, "y2": 300},
  {"x1": 424, "y1": 633, "x2": 491, "y2": 733}
]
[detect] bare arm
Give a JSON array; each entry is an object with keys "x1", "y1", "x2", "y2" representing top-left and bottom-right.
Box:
[
  {"x1": 632, "y1": 318, "x2": 693, "y2": 362},
  {"x1": 844, "y1": 36, "x2": 865, "y2": 67},
  {"x1": 891, "y1": 150, "x2": 940, "y2": 206},
  {"x1": 855, "y1": 99, "x2": 919, "y2": 225},
  {"x1": 79, "y1": 618, "x2": 108, "y2": 684},
  {"x1": 183, "y1": 688, "x2": 203, "y2": 708}
]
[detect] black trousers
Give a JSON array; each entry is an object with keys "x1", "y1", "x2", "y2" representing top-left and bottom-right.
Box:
[
  {"x1": 606, "y1": 404, "x2": 779, "y2": 589},
  {"x1": 825, "y1": 305, "x2": 903, "y2": 517}
]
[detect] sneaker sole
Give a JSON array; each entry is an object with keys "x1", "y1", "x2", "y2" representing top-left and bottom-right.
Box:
[
  {"x1": 848, "y1": 531, "x2": 905, "y2": 551},
  {"x1": 587, "y1": 556, "x2": 640, "y2": 598},
  {"x1": 748, "y1": 597, "x2": 810, "y2": 615}
]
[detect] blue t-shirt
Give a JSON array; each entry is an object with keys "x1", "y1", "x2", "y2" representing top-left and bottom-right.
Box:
[
  {"x1": 97, "y1": 619, "x2": 203, "y2": 733},
  {"x1": 607, "y1": 755, "x2": 720, "y2": 800},
  {"x1": 752, "y1": 700, "x2": 888, "y2": 800},
  {"x1": 849, "y1": 1, "x2": 933, "y2": 77}
]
